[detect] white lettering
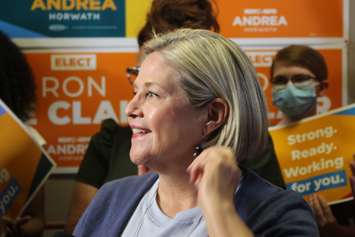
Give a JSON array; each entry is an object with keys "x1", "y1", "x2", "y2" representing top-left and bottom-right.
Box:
[
  {"x1": 42, "y1": 76, "x2": 60, "y2": 97},
  {"x1": 287, "y1": 126, "x2": 337, "y2": 145},
  {"x1": 283, "y1": 157, "x2": 344, "y2": 178}
]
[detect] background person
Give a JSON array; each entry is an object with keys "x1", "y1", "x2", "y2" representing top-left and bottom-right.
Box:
[
  {"x1": 270, "y1": 44, "x2": 355, "y2": 236},
  {"x1": 270, "y1": 45, "x2": 328, "y2": 124},
  {"x1": 0, "y1": 31, "x2": 45, "y2": 237},
  {"x1": 74, "y1": 29, "x2": 318, "y2": 237}
]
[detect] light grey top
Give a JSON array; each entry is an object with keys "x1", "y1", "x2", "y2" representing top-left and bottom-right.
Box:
[{"x1": 122, "y1": 179, "x2": 207, "y2": 237}]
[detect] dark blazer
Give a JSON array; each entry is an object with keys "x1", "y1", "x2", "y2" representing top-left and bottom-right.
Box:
[{"x1": 74, "y1": 169, "x2": 318, "y2": 237}]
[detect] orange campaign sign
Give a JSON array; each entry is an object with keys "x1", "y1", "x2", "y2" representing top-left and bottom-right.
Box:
[
  {"x1": 269, "y1": 104, "x2": 355, "y2": 204},
  {"x1": 244, "y1": 47, "x2": 344, "y2": 125},
  {"x1": 216, "y1": 0, "x2": 344, "y2": 38},
  {"x1": 25, "y1": 50, "x2": 138, "y2": 172},
  {"x1": 23, "y1": 46, "x2": 345, "y2": 172},
  {"x1": 0, "y1": 100, "x2": 55, "y2": 218}
]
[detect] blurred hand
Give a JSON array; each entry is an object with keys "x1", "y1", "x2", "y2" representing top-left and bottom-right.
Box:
[
  {"x1": 307, "y1": 194, "x2": 336, "y2": 227},
  {"x1": 187, "y1": 146, "x2": 241, "y2": 210},
  {"x1": 0, "y1": 219, "x2": 6, "y2": 236},
  {"x1": 1, "y1": 215, "x2": 32, "y2": 237}
]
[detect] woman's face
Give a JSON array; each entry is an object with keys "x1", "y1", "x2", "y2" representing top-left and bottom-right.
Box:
[{"x1": 126, "y1": 52, "x2": 206, "y2": 170}]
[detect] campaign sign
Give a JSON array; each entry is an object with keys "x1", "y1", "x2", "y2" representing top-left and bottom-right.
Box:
[
  {"x1": 217, "y1": 0, "x2": 344, "y2": 38},
  {"x1": 0, "y1": 0, "x2": 125, "y2": 37},
  {"x1": 269, "y1": 104, "x2": 355, "y2": 204},
  {"x1": 0, "y1": 100, "x2": 55, "y2": 218},
  {"x1": 25, "y1": 46, "x2": 344, "y2": 171},
  {"x1": 244, "y1": 46, "x2": 344, "y2": 125},
  {"x1": 25, "y1": 50, "x2": 136, "y2": 172}
]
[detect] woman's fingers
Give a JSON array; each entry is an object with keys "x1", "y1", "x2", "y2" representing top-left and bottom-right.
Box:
[
  {"x1": 309, "y1": 194, "x2": 327, "y2": 226},
  {"x1": 317, "y1": 195, "x2": 336, "y2": 223},
  {"x1": 187, "y1": 146, "x2": 240, "y2": 197},
  {"x1": 187, "y1": 150, "x2": 208, "y2": 185}
]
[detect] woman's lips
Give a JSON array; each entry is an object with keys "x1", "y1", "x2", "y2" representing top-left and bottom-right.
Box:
[{"x1": 131, "y1": 127, "x2": 151, "y2": 139}]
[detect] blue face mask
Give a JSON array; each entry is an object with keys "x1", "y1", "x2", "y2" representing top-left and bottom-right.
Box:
[{"x1": 272, "y1": 83, "x2": 317, "y2": 120}]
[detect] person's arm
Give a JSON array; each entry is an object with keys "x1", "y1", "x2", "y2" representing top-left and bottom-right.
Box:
[
  {"x1": 308, "y1": 193, "x2": 355, "y2": 237},
  {"x1": 1, "y1": 188, "x2": 45, "y2": 237},
  {"x1": 64, "y1": 121, "x2": 112, "y2": 234},
  {"x1": 20, "y1": 188, "x2": 45, "y2": 237},
  {"x1": 320, "y1": 222, "x2": 355, "y2": 237},
  {"x1": 65, "y1": 182, "x2": 98, "y2": 234},
  {"x1": 188, "y1": 146, "x2": 253, "y2": 237}
]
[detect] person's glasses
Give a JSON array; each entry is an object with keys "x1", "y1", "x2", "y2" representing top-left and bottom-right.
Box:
[
  {"x1": 126, "y1": 66, "x2": 140, "y2": 85},
  {"x1": 271, "y1": 74, "x2": 317, "y2": 91}
]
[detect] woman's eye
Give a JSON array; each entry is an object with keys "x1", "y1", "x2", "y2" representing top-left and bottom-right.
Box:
[{"x1": 146, "y1": 91, "x2": 159, "y2": 98}]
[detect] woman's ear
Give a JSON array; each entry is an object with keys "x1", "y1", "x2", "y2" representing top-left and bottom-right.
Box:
[{"x1": 204, "y1": 98, "x2": 229, "y2": 136}]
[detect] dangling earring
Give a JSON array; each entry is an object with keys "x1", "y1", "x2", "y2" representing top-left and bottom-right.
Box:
[{"x1": 193, "y1": 145, "x2": 202, "y2": 158}]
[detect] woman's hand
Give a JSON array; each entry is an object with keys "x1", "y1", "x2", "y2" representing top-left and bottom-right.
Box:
[
  {"x1": 307, "y1": 194, "x2": 336, "y2": 227},
  {"x1": 187, "y1": 146, "x2": 252, "y2": 237},
  {"x1": 187, "y1": 146, "x2": 240, "y2": 208}
]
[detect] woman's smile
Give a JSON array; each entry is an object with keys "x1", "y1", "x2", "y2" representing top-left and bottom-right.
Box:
[{"x1": 131, "y1": 126, "x2": 152, "y2": 139}]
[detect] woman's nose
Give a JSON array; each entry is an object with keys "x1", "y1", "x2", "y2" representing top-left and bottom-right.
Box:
[{"x1": 125, "y1": 94, "x2": 142, "y2": 118}]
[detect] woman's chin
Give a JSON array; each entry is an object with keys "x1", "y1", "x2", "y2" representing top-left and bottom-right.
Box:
[{"x1": 130, "y1": 151, "x2": 150, "y2": 166}]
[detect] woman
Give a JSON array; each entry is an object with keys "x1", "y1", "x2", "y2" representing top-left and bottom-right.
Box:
[
  {"x1": 270, "y1": 45, "x2": 355, "y2": 237},
  {"x1": 64, "y1": 1, "x2": 221, "y2": 234},
  {"x1": 74, "y1": 29, "x2": 317, "y2": 236}
]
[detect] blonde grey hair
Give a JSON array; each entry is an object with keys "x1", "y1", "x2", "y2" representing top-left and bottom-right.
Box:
[{"x1": 143, "y1": 29, "x2": 268, "y2": 161}]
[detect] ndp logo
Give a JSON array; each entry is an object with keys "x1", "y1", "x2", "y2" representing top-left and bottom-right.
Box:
[{"x1": 51, "y1": 54, "x2": 97, "y2": 71}]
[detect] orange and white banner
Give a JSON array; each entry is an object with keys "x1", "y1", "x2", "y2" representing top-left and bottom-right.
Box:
[
  {"x1": 217, "y1": 0, "x2": 345, "y2": 40},
  {"x1": 0, "y1": 100, "x2": 55, "y2": 218},
  {"x1": 25, "y1": 45, "x2": 346, "y2": 172},
  {"x1": 25, "y1": 50, "x2": 137, "y2": 172}
]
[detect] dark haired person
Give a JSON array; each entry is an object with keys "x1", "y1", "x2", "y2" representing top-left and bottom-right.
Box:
[
  {"x1": 0, "y1": 31, "x2": 45, "y2": 237},
  {"x1": 136, "y1": 0, "x2": 219, "y2": 48},
  {"x1": 64, "y1": 0, "x2": 221, "y2": 234},
  {"x1": 269, "y1": 44, "x2": 355, "y2": 237}
]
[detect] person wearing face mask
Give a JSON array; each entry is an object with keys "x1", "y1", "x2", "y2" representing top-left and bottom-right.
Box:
[
  {"x1": 270, "y1": 44, "x2": 328, "y2": 123},
  {"x1": 270, "y1": 44, "x2": 355, "y2": 237}
]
